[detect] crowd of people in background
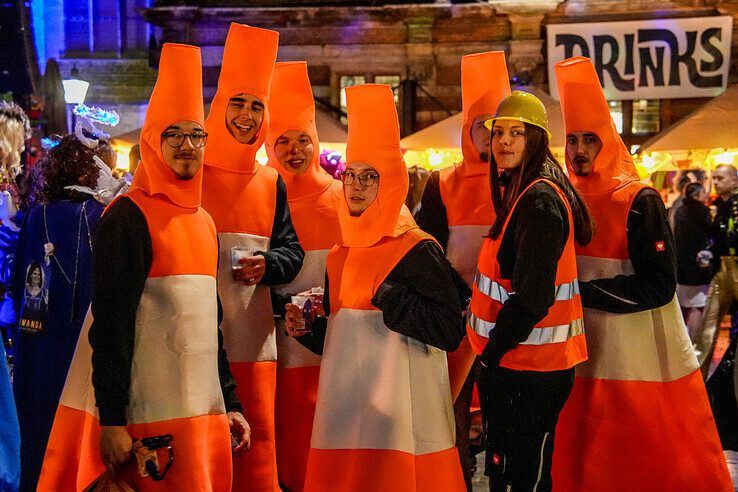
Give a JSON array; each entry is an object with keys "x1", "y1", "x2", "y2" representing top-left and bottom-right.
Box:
[{"x1": 0, "y1": 23, "x2": 736, "y2": 492}]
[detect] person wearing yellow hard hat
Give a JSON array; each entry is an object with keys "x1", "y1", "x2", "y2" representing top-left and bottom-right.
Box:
[{"x1": 467, "y1": 90, "x2": 593, "y2": 491}]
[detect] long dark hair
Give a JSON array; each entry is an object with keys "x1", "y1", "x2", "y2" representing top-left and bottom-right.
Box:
[
  {"x1": 488, "y1": 123, "x2": 594, "y2": 246},
  {"x1": 26, "y1": 134, "x2": 107, "y2": 205}
]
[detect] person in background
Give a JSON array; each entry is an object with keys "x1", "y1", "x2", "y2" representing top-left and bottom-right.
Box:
[
  {"x1": 10, "y1": 133, "x2": 112, "y2": 490},
  {"x1": 125, "y1": 144, "x2": 140, "y2": 182},
  {"x1": 0, "y1": 100, "x2": 28, "y2": 492},
  {"x1": 695, "y1": 164, "x2": 738, "y2": 371},
  {"x1": 673, "y1": 181, "x2": 713, "y2": 341}
]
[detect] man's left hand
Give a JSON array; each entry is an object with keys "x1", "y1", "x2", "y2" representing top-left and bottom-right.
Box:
[
  {"x1": 228, "y1": 411, "x2": 251, "y2": 455},
  {"x1": 235, "y1": 255, "x2": 266, "y2": 286}
]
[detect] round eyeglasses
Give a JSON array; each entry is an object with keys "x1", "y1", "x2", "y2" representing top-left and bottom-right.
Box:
[
  {"x1": 161, "y1": 131, "x2": 208, "y2": 149},
  {"x1": 340, "y1": 170, "x2": 379, "y2": 187}
]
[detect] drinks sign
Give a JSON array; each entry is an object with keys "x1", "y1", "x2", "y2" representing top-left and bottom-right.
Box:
[{"x1": 547, "y1": 16, "x2": 733, "y2": 100}]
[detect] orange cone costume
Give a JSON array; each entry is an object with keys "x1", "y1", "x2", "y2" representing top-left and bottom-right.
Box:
[
  {"x1": 551, "y1": 56, "x2": 731, "y2": 491},
  {"x1": 201, "y1": 24, "x2": 298, "y2": 491},
  {"x1": 416, "y1": 51, "x2": 510, "y2": 400},
  {"x1": 303, "y1": 84, "x2": 466, "y2": 492},
  {"x1": 38, "y1": 43, "x2": 235, "y2": 491},
  {"x1": 266, "y1": 61, "x2": 342, "y2": 492}
]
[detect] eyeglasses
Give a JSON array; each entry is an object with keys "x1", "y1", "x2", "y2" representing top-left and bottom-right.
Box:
[
  {"x1": 161, "y1": 131, "x2": 208, "y2": 149},
  {"x1": 340, "y1": 170, "x2": 379, "y2": 187}
]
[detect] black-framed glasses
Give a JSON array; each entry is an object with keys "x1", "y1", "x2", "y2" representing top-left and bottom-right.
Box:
[
  {"x1": 340, "y1": 170, "x2": 379, "y2": 187},
  {"x1": 161, "y1": 131, "x2": 208, "y2": 149}
]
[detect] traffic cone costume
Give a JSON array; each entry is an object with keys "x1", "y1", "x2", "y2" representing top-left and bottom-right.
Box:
[
  {"x1": 552, "y1": 56, "x2": 731, "y2": 491},
  {"x1": 421, "y1": 52, "x2": 510, "y2": 400},
  {"x1": 200, "y1": 23, "x2": 285, "y2": 491},
  {"x1": 38, "y1": 43, "x2": 234, "y2": 491},
  {"x1": 303, "y1": 85, "x2": 466, "y2": 492},
  {"x1": 266, "y1": 61, "x2": 342, "y2": 492}
]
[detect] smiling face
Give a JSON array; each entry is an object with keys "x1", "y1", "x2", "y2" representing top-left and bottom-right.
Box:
[
  {"x1": 470, "y1": 113, "x2": 492, "y2": 162},
  {"x1": 160, "y1": 120, "x2": 206, "y2": 180},
  {"x1": 225, "y1": 93, "x2": 265, "y2": 144},
  {"x1": 491, "y1": 120, "x2": 526, "y2": 170},
  {"x1": 343, "y1": 161, "x2": 380, "y2": 216},
  {"x1": 274, "y1": 130, "x2": 314, "y2": 174},
  {"x1": 566, "y1": 131, "x2": 603, "y2": 177}
]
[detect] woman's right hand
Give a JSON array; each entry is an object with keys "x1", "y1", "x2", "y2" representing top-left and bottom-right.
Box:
[
  {"x1": 100, "y1": 425, "x2": 133, "y2": 475},
  {"x1": 285, "y1": 303, "x2": 307, "y2": 337}
]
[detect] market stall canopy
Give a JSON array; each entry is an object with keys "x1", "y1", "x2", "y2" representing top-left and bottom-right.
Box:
[
  {"x1": 637, "y1": 84, "x2": 738, "y2": 175},
  {"x1": 400, "y1": 85, "x2": 565, "y2": 169},
  {"x1": 641, "y1": 84, "x2": 738, "y2": 153},
  {"x1": 109, "y1": 104, "x2": 348, "y2": 170}
]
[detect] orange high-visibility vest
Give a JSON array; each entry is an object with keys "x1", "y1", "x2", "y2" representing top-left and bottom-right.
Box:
[
  {"x1": 303, "y1": 227, "x2": 465, "y2": 492},
  {"x1": 552, "y1": 181, "x2": 732, "y2": 490},
  {"x1": 467, "y1": 179, "x2": 587, "y2": 371},
  {"x1": 39, "y1": 189, "x2": 231, "y2": 491}
]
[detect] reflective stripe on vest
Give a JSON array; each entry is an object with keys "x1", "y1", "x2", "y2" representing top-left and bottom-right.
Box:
[
  {"x1": 469, "y1": 314, "x2": 584, "y2": 346},
  {"x1": 467, "y1": 179, "x2": 587, "y2": 371}
]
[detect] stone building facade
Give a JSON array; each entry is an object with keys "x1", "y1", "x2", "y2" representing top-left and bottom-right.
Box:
[{"x1": 141, "y1": 0, "x2": 738, "y2": 148}]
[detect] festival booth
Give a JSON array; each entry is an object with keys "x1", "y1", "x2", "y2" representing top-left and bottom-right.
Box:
[
  {"x1": 109, "y1": 105, "x2": 348, "y2": 171},
  {"x1": 400, "y1": 85, "x2": 566, "y2": 170},
  {"x1": 638, "y1": 84, "x2": 738, "y2": 177}
]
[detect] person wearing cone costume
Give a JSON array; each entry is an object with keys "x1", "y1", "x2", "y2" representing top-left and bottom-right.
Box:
[
  {"x1": 201, "y1": 23, "x2": 304, "y2": 491},
  {"x1": 551, "y1": 56, "x2": 732, "y2": 491},
  {"x1": 467, "y1": 91, "x2": 591, "y2": 491},
  {"x1": 265, "y1": 61, "x2": 342, "y2": 492},
  {"x1": 416, "y1": 52, "x2": 510, "y2": 487},
  {"x1": 284, "y1": 84, "x2": 466, "y2": 492},
  {"x1": 37, "y1": 43, "x2": 249, "y2": 491}
]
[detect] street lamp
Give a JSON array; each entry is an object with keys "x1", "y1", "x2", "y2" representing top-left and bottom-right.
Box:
[{"x1": 62, "y1": 66, "x2": 89, "y2": 131}]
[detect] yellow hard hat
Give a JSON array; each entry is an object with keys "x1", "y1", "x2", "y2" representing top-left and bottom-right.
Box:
[{"x1": 484, "y1": 90, "x2": 551, "y2": 139}]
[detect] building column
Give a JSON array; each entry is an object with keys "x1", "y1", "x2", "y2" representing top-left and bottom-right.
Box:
[{"x1": 491, "y1": 0, "x2": 564, "y2": 87}]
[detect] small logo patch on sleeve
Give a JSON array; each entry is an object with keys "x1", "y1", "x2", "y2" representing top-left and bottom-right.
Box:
[{"x1": 655, "y1": 241, "x2": 665, "y2": 252}]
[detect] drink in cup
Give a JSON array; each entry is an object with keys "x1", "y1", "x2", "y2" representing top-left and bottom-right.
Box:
[{"x1": 231, "y1": 246, "x2": 254, "y2": 279}]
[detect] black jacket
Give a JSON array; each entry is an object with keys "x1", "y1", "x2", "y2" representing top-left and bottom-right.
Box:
[
  {"x1": 579, "y1": 189, "x2": 677, "y2": 313},
  {"x1": 296, "y1": 239, "x2": 466, "y2": 354},
  {"x1": 673, "y1": 197, "x2": 713, "y2": 286}
]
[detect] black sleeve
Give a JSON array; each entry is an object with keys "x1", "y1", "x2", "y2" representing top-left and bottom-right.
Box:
[
  {"x1": 370, "y1": 240, "x2": 465, "y2": 352},
  {"x1": 259, "y1": 176, "x2": 305, "y2": 286},
  {"x1": 579, "y1": 189, "x2": 677, "y2": 313},
  {"x1": 294, "y1": 273, "x2": 330, "y2": 356},
  {"x1": 89, "y1": 197, "x2": 151, "y2": 426},
  {"x1": 481, "y1": 187, "x2": 567, "y2": 368},
  {"x1": 217, "y1": 295, "x2": 242, "y2": 414},
  {"x1": 414, "y1": 171, "x2": 449, "y2": 251}
]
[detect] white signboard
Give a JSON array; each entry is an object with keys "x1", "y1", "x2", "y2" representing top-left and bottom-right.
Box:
[{"x1": 547, "y1": 16, "x2": 733, "y2": 100}]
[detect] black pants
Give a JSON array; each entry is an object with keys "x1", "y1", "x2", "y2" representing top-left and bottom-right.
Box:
[{"x1": 478, "y1": 365, "x2": 574, "y2": 492}]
